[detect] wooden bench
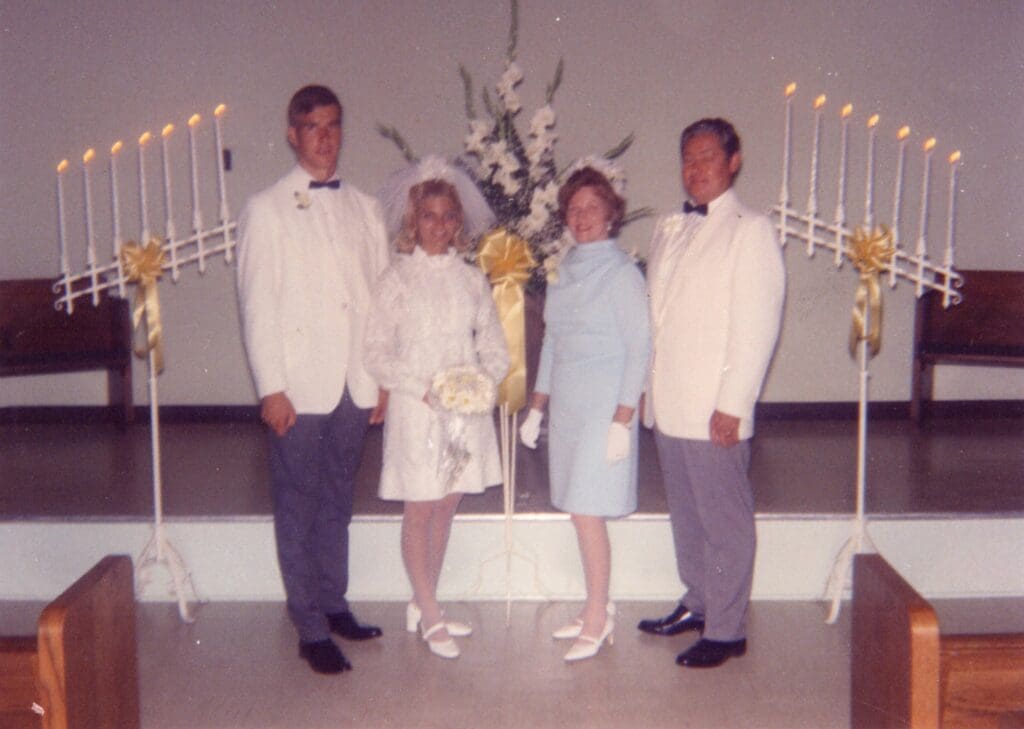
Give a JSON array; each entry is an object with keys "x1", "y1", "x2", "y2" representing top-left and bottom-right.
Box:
[
  {"x1": 0, "y1": 278, "x2": 133, "y2": 425},
  {"x1": 911, "y1": 269, "x2": 1024, "y2": 422},
  {"x1": 0, "y1": 555, "x2": 140, "y2": 729},
  {"x1": 851, "y1": 553, "x2": 1024, "y2": 728}
]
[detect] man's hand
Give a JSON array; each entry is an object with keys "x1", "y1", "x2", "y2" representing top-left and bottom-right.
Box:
[
  {"x1": 261, "y1": 392, "x2": 297, "y2": 437},
  {"x1": 709, "y1": 409, "x2": 740, "y2": 447},
  {"x1": 369, "y1": 388, "x2": 389, "y2": 425}
]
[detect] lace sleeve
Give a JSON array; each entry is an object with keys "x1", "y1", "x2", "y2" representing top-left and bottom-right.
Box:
[{"x1": 363, "y1": 269, "x2": 430, "y2": 398}]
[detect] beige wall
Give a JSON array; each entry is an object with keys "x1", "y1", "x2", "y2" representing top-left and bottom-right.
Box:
[{"x1": 2, "y1": 0, "x2": 1022, "y2": 406}]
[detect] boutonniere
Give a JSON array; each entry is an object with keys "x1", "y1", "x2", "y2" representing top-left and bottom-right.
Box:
[{"x1": 294, "y1": 191, "x2": 312, "y2": 210}]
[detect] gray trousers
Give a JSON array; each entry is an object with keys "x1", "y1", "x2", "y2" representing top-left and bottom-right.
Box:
[
  {"x1": 268, "y1": 388, "x2": 370, "y2": 642},
  {"x1": 654, "y1": 430, "x2": 755, "y2": 642}
]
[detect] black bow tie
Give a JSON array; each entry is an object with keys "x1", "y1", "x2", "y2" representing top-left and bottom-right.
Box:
[
  {"x1": 309, "y1": 179, "x2": 340, "y2": 190},
  {"x1": 683, "y1": 201, "x2": 708, "y2": 216}
]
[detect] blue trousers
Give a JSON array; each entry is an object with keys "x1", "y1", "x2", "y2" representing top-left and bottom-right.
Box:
[{"x1": 268, "y1": 389, "x2": 370, "y2": 642}]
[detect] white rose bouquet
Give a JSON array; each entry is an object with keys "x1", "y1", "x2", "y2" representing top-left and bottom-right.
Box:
[{"x1": 428, "y1": 364, "x2": 497, "y2": 486}]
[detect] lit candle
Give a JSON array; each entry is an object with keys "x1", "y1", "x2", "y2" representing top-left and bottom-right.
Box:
[
  {"x1": 187, "y1": 113, "x2": 206, "y2": 272},
  {"x1": 864, "y1": 114, "x2": 880, "y2": 230},
  {"x1": 915, "y1": 137, "x2": 937, "y2": 296},
  {"x1": 57, "y1": 159, "x2": 70, "y2": 279},
  {"x1": 943, "y1": 150, "x2": 962, "y2": 306},
  {"x1": 213, "y1": 104, "x2": 231, "y2": 262},
  {"x1": 806, "y1": 94, "x2": 826, "y2": 256},
  {"x1": 138, "y1": 131, "x2": 152, "y2": 242},
  {"x1": 83, "y1": 148, "x2": 99, "y2": 305},
  {"x1": 834, "y1": 103, "x2": 853, "y2": 267},
  {"x1": 110, "y1": 141, "x2": 126, "y2": 297},
  {"x1": 779, "y1": 82, "x2": 797, "y2": 247},
  {"x1": 161, "y1": 123, "x2": 179, "y2": 280},
  {"x1": 889, "y1": 126, "x2": 910, "y2": 288}
]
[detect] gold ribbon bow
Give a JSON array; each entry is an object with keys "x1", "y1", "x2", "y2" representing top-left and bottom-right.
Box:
[
  {"x1": 846, "y1": 226, "x2": 894, "y2": 358},
  {"x1": 120, "y1": 238, "x2": 168, "y2": 373},
  {"x1": 477, "y1": 227, "x2": 536, "y2": 412}
]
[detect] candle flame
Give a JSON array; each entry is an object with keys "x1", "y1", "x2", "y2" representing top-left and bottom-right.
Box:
[
  {"x1": 111, "y1": 140, "x2": 123, "y2": 155},
  {"x1": 139, "y1": 131, "x2": 152, "y2": 146},
  {"x1": 784, "y1": 82, "x2": 797, "y2": 97},
  {"x1": 867, "y1": 114, "x2": 879, "y2": 129},
  {"x1": 188, "y1": 113, "x2": 201, "y2": 128},
  {"x1": 924, "y1": 137, "x2": 937, "y2": 152},
  {"x1": 83, "y1": 148, "x2": 95, "y2": 164},
  {"x1": 897, "y1": 126, "x2": 910, "y2": 141},
  {"x1": 948, "y1": 150, "x2": 961, "y2": 165},
  {"x1": 813, "y1": 94, "x2": 826, "y2": 110},
  {"x1": 841, "y1": 103, "x2": 853, "y2": 119},
  {"x1": 214, "y1": 103, "x2": 227, "y2": 117},
  {"x1": 161, "y1": 123, "x2": 175, "y2": 138},
  {"x1": 57, "y1": 159, "x2": 69, "y2": 174}
]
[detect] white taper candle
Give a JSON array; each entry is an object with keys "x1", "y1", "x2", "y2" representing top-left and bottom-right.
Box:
[
  {"x1": 864, "y1": 114, "x2": 879, "y2": 230},
  {"x1": 213, "y1": 104, "x2": 232, "y2": 262},
  {"x1": 943, "y1": 150, "x2": 962, "y2": 306},
  {"x1": 110, "y1": 141, "x2": 126, "y2": 297},
  {"x1": 83, "y1": 148, "x2": 99, "y2": 305},
  {"x1": 915, "y1": 137, "x2": 937, "y2": 296},
  {"x1": 57, "y1": 159, "x2": 70, "y2": 279},
  {"x1": 834, "y1": 103, "x2": 852, "y2": 267},
  {"x1": 187, "y1": 113, "x2": 206, "y2": 272},
  {"x1": 889, "y1": 126, "x2": 910, "y2": 287},
  {"x1": 161, "y1": 123, "x2": 179, "y2": 281},
  {"x1": 806, "y1": 94, "x2": 826, "y2": 256},
  {"x1": 779, "y1": 82, "x2": 796, "y2": 247},
  {"x1": 138, "y1": 131, "x2": 152, "y2": 242}
]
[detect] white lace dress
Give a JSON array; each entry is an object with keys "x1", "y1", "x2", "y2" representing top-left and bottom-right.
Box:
[{"x1": 364, "y1": 247, "x2": 509, "y2": 501}]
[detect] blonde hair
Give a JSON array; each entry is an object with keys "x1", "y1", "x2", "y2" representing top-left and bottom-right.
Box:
[{"x1": 394, "y1": 178, "x2": 471, "y2": 254}]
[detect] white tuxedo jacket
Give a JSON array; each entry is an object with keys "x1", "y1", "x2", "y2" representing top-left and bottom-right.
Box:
[
  {"x1": 645, "y1": 188, "x2": 785, "y2": 440},
  {"x1": 236, "y1": 165, "x2": 390, "y2": 413}
]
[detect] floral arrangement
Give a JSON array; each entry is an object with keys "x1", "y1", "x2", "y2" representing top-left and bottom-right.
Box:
[
  {"x1": 429, "y1": 364, "x2": 497, "y2": 416},
  {"x1": 378, "y1": 0, "x2": 650, "y2": 289}
]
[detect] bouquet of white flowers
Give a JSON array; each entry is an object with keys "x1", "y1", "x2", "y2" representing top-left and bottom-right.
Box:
[{"x1": 429, "y1": 364, "x2": 497, "y2": 487}]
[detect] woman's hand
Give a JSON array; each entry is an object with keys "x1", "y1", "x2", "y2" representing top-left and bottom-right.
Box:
[
  {"x1": 606, "y1": 422, "x2": 630, "y2": 463},
  {"x1": 519, "y1": 408, "x2": 544, "y2": 449}
]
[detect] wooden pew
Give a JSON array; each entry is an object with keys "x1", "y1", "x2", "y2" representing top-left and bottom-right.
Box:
[
  {"x1": 851, "y1": 553, "x2": 1024, "y2": 728},
  {"x1": 910, "y1": 269, "x2": 1024, "y2": 422},
  {"x1": 0, "y1": 555, "x2": 140, "y2": 729},
  {"x1": 0, "y1": 278, "x2": 133, "y2": 425}
]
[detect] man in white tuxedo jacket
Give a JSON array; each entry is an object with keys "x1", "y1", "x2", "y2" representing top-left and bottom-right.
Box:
[
  {"x1": 638, "y1": 118, "x2": 785, "y2": 669},
  {"x1": 236, "y1": 85, "x2": 389, "y2": 675}
]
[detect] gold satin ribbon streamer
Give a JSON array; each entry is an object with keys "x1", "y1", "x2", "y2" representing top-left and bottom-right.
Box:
[
  {"x1": 120, "y1": 238, "x2": 168, "y2": 373},
  {"x1": 477, "y1": 227, "x2": 536, "y2": 412},
  {"x1": 846, "y1": 226, "x2": 894, "y2": 358}
]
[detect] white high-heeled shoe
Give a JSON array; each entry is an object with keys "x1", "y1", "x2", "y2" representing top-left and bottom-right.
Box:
[
  {"x1": 421, "y1": 621, "x2": 459, "y2": 659},
  {"x1": 406, "y1": 602, "x2": 473, "y2": 637},
  {"x1": 564, "y1": 616, "x2": 615, "y2": 662},
  {"x1": 552, "y1": 602, "x2": 616, "y2": 640}
]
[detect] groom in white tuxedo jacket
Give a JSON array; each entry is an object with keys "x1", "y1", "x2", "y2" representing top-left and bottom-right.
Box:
[
  {"x1": 237, "y1": 85, "x2": 389, "y2": 675},
  {"x1": 638, "y1": 118, "x2": 785, "y2": 669}
]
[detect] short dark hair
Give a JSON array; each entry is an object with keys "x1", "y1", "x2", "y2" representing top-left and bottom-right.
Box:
[
  {"x1": 287, "y1": 85, "x2": 342, "y2": 128},
  {"x1": 557, "y1": 166, "x2": 627, "y2": 238},
  {"x1": 679, "y1": 118, "x2": 741, "y2": 159}
]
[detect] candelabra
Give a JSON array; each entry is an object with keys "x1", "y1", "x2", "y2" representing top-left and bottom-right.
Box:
[
  {"x1": 772, "y1": 83, "x2": 964, "y2": 622},
  {"x1": 52, "y1": 104, "x2": 236, "y2": 622}
]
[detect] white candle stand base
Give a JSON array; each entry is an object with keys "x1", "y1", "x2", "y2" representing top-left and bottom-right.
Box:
[
  {"x1": 133, "y1": 347, "x2": 199, "y2": 623},
  {"x1": 470, "y1": 405, "x2": 551, "y2": 627}
]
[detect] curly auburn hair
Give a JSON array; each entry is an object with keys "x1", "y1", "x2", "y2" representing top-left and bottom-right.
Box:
[
  {"x1": 394, "y1": 178, "x2": 471, "y2": 254},
  {"x1": 557, "y1": 167, "x2": 626, "y2": 238}
]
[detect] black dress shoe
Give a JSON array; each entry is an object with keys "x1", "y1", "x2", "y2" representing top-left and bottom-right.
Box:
[
  {"x1": 299, "y1": 639, "x2": 351, "y2": 674},
  {"x1": 327, "y1": 611, "x2": 383, "y2": 641},
  {"x1": 637, "y1": 602, "x2": 705, "y2": 636},
  {"x1": 675, "y1": 638, "x2": 747, "y2": 668}
]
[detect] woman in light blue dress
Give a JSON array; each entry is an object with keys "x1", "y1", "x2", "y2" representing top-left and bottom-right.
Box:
[{"x1": 519, "y1": 166, "x2": 651, "y2": 661}]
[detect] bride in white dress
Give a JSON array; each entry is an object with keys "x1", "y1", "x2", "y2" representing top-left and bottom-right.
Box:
[{"x1": 364, "y1": 167, "x2": 507, "y2": 659}]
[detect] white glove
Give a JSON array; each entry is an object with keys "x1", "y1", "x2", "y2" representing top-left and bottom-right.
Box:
[
  {"x1": 606, "y1": 422, "x2": 631, "y2": 463},
  {"x1": 519, "y1": 408, "x2": 544, "y2": 449}
]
